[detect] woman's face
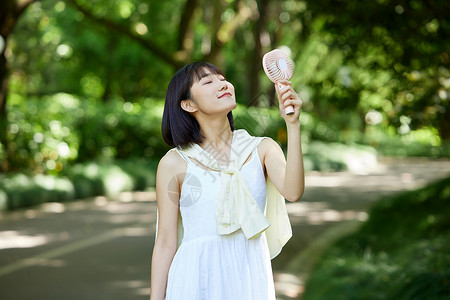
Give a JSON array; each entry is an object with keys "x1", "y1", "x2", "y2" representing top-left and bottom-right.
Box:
[{"x1": 185, "y1": 69, "x2": 236, "y2": 115}]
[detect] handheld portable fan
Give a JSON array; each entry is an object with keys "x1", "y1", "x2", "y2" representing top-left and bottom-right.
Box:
[{"x1": 262, "y1": 49, "x2": 295, "y2": 115}]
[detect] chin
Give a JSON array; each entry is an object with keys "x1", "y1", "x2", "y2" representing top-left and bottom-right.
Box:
[
  {"x1": 220, "y1": 96, "x2": 236, "y2": 106},
  {"x1": 210, "y1": 99, "x2": 236, "y2": 115},
  {"x1": 225, "y1": 102, "x2": 237, "y2": 114}
]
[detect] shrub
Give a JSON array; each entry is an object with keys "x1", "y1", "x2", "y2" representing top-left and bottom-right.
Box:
[
  {"x1": 0, "y1": 158, "x2": 158, "y2": 211},
  {"x1": 302, "y1": 176, "x2": 450, "y2": 300},
  {"x1": 0, "y1": 174, "x2": 75, "y2": 210},
  {"x1": 4, "y1": 93, "x2": 167, "y2": 174}
]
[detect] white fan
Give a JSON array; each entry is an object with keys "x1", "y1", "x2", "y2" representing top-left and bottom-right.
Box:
[{"x1": 262, "y1": 49, "x2": 295, "y2": 115}]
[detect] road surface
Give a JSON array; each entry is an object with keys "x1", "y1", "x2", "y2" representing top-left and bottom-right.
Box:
[{"x1": 1, "y1": 157, "x2": 449, "y2": 299}]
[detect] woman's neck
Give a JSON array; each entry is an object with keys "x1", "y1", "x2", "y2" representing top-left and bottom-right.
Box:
[{"x1": 197, "y1": 116, "x2": 233, "y2": 153}]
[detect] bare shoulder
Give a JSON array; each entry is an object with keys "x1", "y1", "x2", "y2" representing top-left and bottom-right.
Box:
[
  {"x1": 157, "y1": 149, "x2": 187, "y2": 175},
  {"x1": 258, "y1": 137, "x2": 283, "y2": 156},
  {"x1": 257, "y1": 138, "x2": 284, "y2": 173}
]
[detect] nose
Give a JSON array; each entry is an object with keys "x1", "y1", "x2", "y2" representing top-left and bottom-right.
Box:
[{"x1": 219, "y1": 81, "x2": 228, "y2": 91}]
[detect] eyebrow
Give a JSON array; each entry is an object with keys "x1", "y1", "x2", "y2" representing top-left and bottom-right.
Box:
[{"x1": 199, "y1": 73, "x2": 212, "y2": 80}]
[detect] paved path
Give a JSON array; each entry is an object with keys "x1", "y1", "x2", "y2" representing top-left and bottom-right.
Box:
[
  {"x1": 1, "y1": 158, "x2": 449, "y2": 299},
  {"x1": 272, "y1": 157, "x2": 450, "y2": 299}
]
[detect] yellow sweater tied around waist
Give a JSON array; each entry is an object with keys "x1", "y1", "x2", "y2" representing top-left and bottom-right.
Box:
[{"x1": 158, "y1": 129, "x2": 292, "y2": 259}]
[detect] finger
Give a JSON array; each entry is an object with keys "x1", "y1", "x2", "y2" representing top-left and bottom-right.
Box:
[
  {"x1": 280, "y1": 90, "x2": 292, "y2": 102},
  {"x1": 282, "y1": 99, "x2": 302, "y2": 108},
  {"x1": 274, "y1": 82, "x2": 281, "y2": 95},
  {"x1": 280, "y1": 96, "x2": 302, "y2": 107},
  {"x1": 277, "y1": 84, "x2": 292, "y2": 100},
  {"x1": 278, "y1": 80, "x2": 292, "y2": 86},
  {"x1": 281, "y1": 90, "x2": 299, "y2": 102}
]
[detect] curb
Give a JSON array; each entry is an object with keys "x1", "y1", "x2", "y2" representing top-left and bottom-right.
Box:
[
  {"x1": 286, "y1": 220, "x2": 362, "y2": 276},
  {"x1": 274, "y1": 220, "x2": 363, "y2": 300}
]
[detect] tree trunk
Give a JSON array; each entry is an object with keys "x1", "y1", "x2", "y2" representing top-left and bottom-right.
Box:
[
  {"x1": 205, "y1": 0, "x2": 225, "y2": 67},
  {"x1": 0, "y1": 1, "x2": 15, "y2": 172},
  {"x1": 248, "y1": 0, "x2": 270, "y2": 107},
  {"x1": 0, "y1": 48, "x2": 9, "y2": 172},
  {"x1": 0, "y1": 0, "x2": 17, "y2": 118},
  {"x1": 177, "y1": 0, "x2": 198, "y2": 53},
  {"x1": 0, "y1": 46, "x2": 8, "y2": 118},
  {"x1": 248, "y1": 22, "x2": 262, "y2": 107},
  {"x1": 0, "y1": 0, "x2": 39, "y2": 172},
  {"x1": 437, "y1": 115, "x2": 450, "y2": 141}
]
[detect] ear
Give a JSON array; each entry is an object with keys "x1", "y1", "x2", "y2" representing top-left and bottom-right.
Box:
[{"x1": 180, "y1": 99, "x2": 198, "y2": 113}]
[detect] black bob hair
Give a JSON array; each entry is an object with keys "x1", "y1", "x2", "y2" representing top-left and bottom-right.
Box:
[{"x1": 161, "y1": 62, "x2": 234, "y2": 149}]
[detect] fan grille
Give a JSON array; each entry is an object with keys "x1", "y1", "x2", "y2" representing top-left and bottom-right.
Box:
[{"x1": 262, "y1": 49, "x2": 294, "y2": 83}]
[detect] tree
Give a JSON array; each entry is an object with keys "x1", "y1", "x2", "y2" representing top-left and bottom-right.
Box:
[
  {"x1": 0, "y1": 0, "x2": 40, "y2": 117},
  {"x1": 0, "y1": 0, "x2": 40, "y2": 172},
  {"x1": 66, "y1": 0, "x2": 259, "y2": 68},
  {"x1": 296, "y1": 0, "x2": 450, "y2": 140},
  {"x1": 65, "y1": 0, "x2": 284, "y2": 105}
]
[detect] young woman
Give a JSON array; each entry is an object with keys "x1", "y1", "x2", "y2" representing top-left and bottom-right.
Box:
[{"x1": 150, "y1": 62, "x2": 304, "y2": 300}]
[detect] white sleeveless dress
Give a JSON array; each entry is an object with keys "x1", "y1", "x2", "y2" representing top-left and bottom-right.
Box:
[{"x1": 165, "y1": 147, "x2": 276, "y2": 300}]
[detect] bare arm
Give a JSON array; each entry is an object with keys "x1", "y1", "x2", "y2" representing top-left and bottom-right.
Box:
[
  {"x1": 150, "y1": 151, "x2": 184, "y2": 300},
  {"x1": 262, "y1": 80, "x2": 305, "y2": 202}
]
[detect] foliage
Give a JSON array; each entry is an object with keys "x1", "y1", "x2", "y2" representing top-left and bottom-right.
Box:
[
  {"x1": 4, "y1": 93, "x2": 167, "y2": 174},
  {"x1": 0, "y1": 158, "x2": 158, "y2": 211},
  {"x1": 303, "y1": 141, "x2": 378, "y2": 173},
  {"x1": 8, "y1": 0, "x2": 176, "y2": 100},
  {"x1": 2, "y1": 0, "x2": 449, "y2": 177},
  {"x1": 4, "y1": 0, "x2": 449, "y2": 145},
  {"x1": 0, "y1": 173, "x2": 74, "y2": 210},
  {"x1": 1, "y1": 91, "x2": 384, "y2": 211},
  {"x1": 4, "y1": 89, "x2": 389, "y2": 173},
  {"x1": 4, "y1": 89, "x2": 445, "y2": 176},
  {"x1": 302, "y1": 176, "x2": 450, "y2": 300},
  {"x1": 366, "y1": 125, "x2": 450, "y2": 158},
  {"x1": 292, "y1": 0, "x2": 450, "y2": 139}
]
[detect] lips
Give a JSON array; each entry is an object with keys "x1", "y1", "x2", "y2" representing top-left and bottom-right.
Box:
[{"x1": 219, "y1": 92, "x2": 232, "y2": 99}]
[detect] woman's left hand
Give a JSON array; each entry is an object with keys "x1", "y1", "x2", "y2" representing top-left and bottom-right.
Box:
[{"x1": 275, "y1": 80, "x2": 302, "y2": 124}]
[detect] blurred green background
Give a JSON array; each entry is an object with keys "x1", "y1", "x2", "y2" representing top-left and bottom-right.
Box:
[
  {"x1": 1, "y1": 1, "x2": 449, "y2": 298},
  {"x1": 1, "y1": 0, "x2": 448, "y2": 209}
]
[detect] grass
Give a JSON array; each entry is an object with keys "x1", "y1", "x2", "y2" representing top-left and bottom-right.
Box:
[{"x1": 302, "y1": 176, "x2": 450, "y2": 300}]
